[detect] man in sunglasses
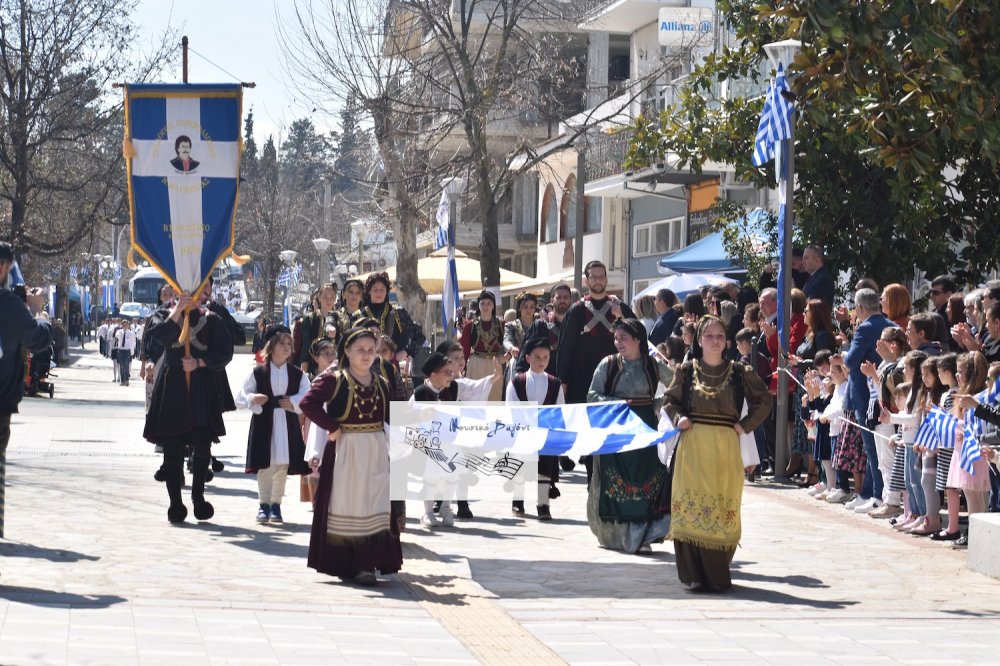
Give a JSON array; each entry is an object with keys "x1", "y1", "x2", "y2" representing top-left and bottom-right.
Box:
[{"x1": 929, "y1": 275, "x2": 957, "y2": 351}]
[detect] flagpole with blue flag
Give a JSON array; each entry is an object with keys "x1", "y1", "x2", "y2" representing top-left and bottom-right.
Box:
[
  {"x1": 756, "y1": 43, "x2": 799, "y2": 479},
  {"x1": 439, "y1": 177, "x2": 466, "y2": 340}
]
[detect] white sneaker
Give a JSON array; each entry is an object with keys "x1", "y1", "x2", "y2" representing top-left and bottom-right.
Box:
[
  {"x1": 825, "y1": 489, "x2": 849, "y2": 504},
  {"x1": 420, "y1": 512, "x2": 440, "y2": 528},
  {"x1": 854, "y1": 498, "x2": 880, "y2": 514},
  {"x1": 807, "y1": 483, "x2": 825, "y2": 496},
  {"x1": 440, "y1": 504, "x2": 455, "y2": 527},
  {"x1": 814, "y1": 488, "x2": 830, "y2": 501},
  {"x1": 844, "y1": 495, "x2": 862, "y2": 510}
]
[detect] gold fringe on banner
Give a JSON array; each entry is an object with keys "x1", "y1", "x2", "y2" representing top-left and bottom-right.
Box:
[
  {"x1": 126, "y1": 247, "x2": 139, "y2": 270},
  {"x1": 229, "y1": 249, "x2": 251, "y2": 266},
  {"x1": 122, "y1": 138, "x2": 137, "y2": 159}
]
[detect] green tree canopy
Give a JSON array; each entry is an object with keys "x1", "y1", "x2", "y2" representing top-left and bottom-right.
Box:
[{"x1": 630, "y1": 0, "x2": 1000, "y2": 287}]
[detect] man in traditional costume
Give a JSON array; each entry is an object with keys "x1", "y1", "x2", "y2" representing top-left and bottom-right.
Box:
[
  {"x1": 556, "y1": 261, "x2": 635, "y2": 480},
  {"x1": 143, "y1": 288, "x2": 235, "y2": 523}
]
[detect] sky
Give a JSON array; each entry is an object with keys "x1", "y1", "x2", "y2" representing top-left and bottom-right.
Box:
[{"x1": 132, "y1": 0, "x2": 334, "y2": 145}]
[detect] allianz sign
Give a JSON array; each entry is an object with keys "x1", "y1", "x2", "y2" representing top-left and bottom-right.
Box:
[{"x1": 658, "y1": 7, "x2": 714, "y2": 47}]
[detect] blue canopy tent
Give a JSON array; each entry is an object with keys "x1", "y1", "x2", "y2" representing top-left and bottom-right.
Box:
[{"x1": 658, "y1": 208, "x2": 770, "y2": 275}]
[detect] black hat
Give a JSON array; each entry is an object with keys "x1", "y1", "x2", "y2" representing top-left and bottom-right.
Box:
[
  {"x1": 521, "y1": 334, "x2": 550, "y2": 357},
  {"x1": 435, "y1": 340, "x2": 462, "y2": 356},
  {"x1": 422, "y1": 351, "x2": 451, "y2": 376},
  {"x1": 263, "y1": 324, "x2": 291, "y2": 347},
  {"x1": 476, "y1": 290, "x2": 496, "y2": 305}
]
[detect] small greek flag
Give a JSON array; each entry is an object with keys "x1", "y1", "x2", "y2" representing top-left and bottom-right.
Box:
[
  {"x1": 69, "y1": 265, "x2": 78, "y2": 279},
  {"x1": 434, "y1": 190, "x2": 450, "y2": 251},
  {"x1": 960, "y1": 418, "x2": 984, "y2": 475},
  {"x1": 751, "y1": 64, "x2": 793, "y2": 168},
  {"x1": 915, "y1": 406, "x2": 959, "y2": 450},
  {"x1": 276, "y1": 267, "x2": 291, "y2": 287}
]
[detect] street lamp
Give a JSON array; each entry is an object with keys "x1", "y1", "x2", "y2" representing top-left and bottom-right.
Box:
[
  {"x1": 312, "y1": 237, "x2": 331, "y2": 286},
  {"x1": 763, "y1": 38, "x2": 801, "y2": 481},
  {"x1": 350, "y1": 221, "x2": 367, "y2": 271}
]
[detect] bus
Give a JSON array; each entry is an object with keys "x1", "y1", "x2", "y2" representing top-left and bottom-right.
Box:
[{"x1": 128, "y1": 266, "x2": 168, "y2": 306}]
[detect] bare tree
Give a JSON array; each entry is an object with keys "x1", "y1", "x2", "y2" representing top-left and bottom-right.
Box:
[
  {"x1": 283, "y1": 0, "x2": 691, "y2": 298},
  {"x1": 0, "y1": 0, "x2": 173, "y2": 261}
]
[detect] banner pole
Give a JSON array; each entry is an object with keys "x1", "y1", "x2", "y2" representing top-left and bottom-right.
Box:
[
  {"x1": 181, "y1": 303, "x2": 192, "y2": 390},
  {"x1": 182, "y1": 36, "x2": 189, "y2": 83}
]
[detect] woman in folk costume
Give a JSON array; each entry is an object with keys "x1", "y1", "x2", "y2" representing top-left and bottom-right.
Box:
[
  {"x1": 236, "y1": 326, "x2": 312, "y2": 525},
  {"x1": 355, "y1": 317, "x2": 408, "y2": 401},
  {"x1": 327, "y1": 278, "x2": 365, "y2": 341},
  {"x1": 587, "y1": 318, "x2": 674, "y2": 553},
  {"x1": 298, "y1": 282, "x2": 338, "y2": 376},
  {"x1": 461, "y1": 290, "x2": 505, "y2": 402},
  {"x1": 143, "y1": 288, "x2": 235, "y2": 524},
  {"x1": 662, "y1": 315, "x2": 772, "y2": 591},
  {"x1": 506, "y1": 334, "x2": 564, "y2": 520},
  {"x1": 299, "y1": 327, "x2": 402, "y2": 586},
  {"x1": 361, "y1": 272, "x2": 415, "y2": 362},
  {"x1": 503, "y1": 292, "x2": 538, "y2": 382}
]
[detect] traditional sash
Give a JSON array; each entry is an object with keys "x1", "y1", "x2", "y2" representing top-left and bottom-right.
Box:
[{"x1": 582, "y1": 298, "x2": 614, "y2": 335}]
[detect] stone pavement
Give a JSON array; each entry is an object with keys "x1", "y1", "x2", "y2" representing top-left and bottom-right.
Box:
[{"x1": 1, "y1": 346, "x2": 1000, "y2": 665}]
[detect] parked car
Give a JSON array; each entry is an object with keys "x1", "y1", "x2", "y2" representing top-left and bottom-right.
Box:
[
  {"x1": 231, "y1": 307, "x2": 264, "y2": 341},
  {"x1": 118, "y1": 302, "x2": 153, "y2": 320}
]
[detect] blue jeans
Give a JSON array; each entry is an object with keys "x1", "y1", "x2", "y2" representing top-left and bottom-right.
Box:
[
  {"x1": 856, "y1": 409, "x2": 882, "y2": 500},
  {"x1": 117, "y1": 350, "x2": 132, "y2": 385},
  {"x1": 904, "y1": 444, "x2": 926, "y2": 516}
]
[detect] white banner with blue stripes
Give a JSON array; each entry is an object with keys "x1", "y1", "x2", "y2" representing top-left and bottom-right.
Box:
[
  {"x1": 388, "y1": 402, "x2": 678, "y2": 500},
  {"x1": 124, "y1": 84, "x2": 243, "y2": 294}
]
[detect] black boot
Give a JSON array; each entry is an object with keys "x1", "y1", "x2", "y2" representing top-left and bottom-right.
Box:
[
  {"x1": 456, "y1": 500, "x2": 473, "y2": 519},
  {"x1": 536, "y1": 505, "x2": 552, "y2": 521},
  {"x1": 190, "y1": 453, "x2": 215, "y2": 521},
  {"x1": 211, "y1": 457, "x2": 224, "y2": 473},
  {"x1": 511, "y1": 500, "x2": 525, "y2": 515},
  {"x1": 165, "y1": 463, "x2": 187, "y2": 524},
  {"x1": 559, "y1": 456, "x2": 576, "y2": 472}
]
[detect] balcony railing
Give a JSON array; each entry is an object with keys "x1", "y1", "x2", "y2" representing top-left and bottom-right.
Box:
[{"x1": 585, "y1": 128, "x2": 636, "y2": 182}]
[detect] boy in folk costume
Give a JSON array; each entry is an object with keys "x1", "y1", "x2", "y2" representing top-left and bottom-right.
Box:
[
  {"x1": 505, "y1": 335, "x2": 564, "y2": 520},
  {"x1": 236, "y1": 326, "x2": 312, "y2": 525}
]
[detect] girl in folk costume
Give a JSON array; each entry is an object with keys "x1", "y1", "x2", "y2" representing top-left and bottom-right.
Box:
[
  {"x1": 236, "y1": 327, "x2": 312, "y2": 525},
  {"x1": 356, "y1": 317, "x2": 408, "y2": 401},
  {"x1": 143, "y1": 288, "x2": 235, "y2": 524},
  {"x1": 662, "y1": 315, "x2": 772, "y2": 591},
  {"x1": 299, "y1": 327, "x2": 402, "y2": 586},
  {"x1": 298, "y1": 282, "x2": 338, "y2": 376},
  {"x1": 503, "y1": 292, "x2": 538, "y2": 382},
  {"x1": 587, "y1": 319, "x2": 675, "y2": 553},
  {"x1": 327, "y1": 278, "x2": 365, "y2": 339},
  {"x1": 505, "y1": 335, "x2": 564, "y2": 520},
  {"x1": 301, "y1": 338, "x2": 338, "y2": 505},
  {"x1": 361, "y1": 272, "x2": 415, "y2": 363},
  {"x1": 461, "y1": 290, "x2": 505, "y2": 402}
]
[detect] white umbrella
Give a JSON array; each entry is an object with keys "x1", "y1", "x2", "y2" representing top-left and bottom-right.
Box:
[{"x1": 634, "y1": 272, "x2": 731, "y2": 300}]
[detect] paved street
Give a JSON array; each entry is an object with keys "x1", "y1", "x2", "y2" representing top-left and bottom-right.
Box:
[{"x1": 2, "y1": 345, "x2": 1000, "y2": 665}]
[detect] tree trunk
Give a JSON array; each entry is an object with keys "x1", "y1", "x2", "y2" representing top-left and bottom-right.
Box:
[{"x1": 264, "y1": 256, "x2": 277, "y2": 321}]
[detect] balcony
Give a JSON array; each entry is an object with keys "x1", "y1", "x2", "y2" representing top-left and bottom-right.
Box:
[{"x1": 578, "y1": 0, "x2": 688, "y2": 34}]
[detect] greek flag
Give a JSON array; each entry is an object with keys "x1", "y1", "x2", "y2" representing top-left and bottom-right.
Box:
[
  {"x1": 69, "y1": 265, "x2": 78, "y2": 280},
  {"x1": 276, "y1": 267, "x2": 292, "y2": 288},
  {"x1": 751, "y1": 64, "x2": 793, "y2": 168},
  {"x1": 960, "y1": 414, "x2": 984, "y2": 475},
  {"x1": 124, "y1": 83, "x2": 243, "y2": 295},
  {"x1": 437, "y1": 190, "x2": 460, "y2": 336},
  {"x1": 391, "y1": 401, "x2": 678, "y2": 459},
  {"x1": 914, "y1": 406, "x2": 959, "y2": 450},
  {"x1": 434, "y1": 190, "x2": 449, "y2": 250}
]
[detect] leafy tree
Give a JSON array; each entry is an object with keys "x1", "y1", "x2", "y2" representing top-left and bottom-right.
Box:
[{"x1": 627, "y1": 0, "x2": 1000, "y2": 286}]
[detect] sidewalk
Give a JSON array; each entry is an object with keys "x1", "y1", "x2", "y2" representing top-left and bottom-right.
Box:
[{"x1": 1, "y1": 346, "x2": 999, "y2": 665}]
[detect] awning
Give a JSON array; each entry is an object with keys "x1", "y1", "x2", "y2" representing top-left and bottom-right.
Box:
[
  {"x1": 658, "y1": 208, "x2": 770, "y2": 274},
  {"x1": 359, "y1": 248, "x2": 531, "y2": 293}
]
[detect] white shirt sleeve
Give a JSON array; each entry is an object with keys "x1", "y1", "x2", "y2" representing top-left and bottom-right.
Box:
[
  {"x1": 236, "y1": 369, "x2": 263, "y2": 414},
  {"x1": 457, "y1": 375, "x2": 496, "y2": 402},
  {"x1": 505, "y1": 380, "x2": 518, "y2": 404}
]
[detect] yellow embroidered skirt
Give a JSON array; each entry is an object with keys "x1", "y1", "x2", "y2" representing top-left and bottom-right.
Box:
[{"x1": 667, "y1": 423, "x2": 743, "y2": 551}]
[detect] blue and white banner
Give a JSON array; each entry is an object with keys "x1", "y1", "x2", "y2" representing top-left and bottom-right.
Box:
[
  {"x1": 124, "y1": 83, "x2": 243, "y2": 295},
  {"x1": 389, "y1": 401, "x2": 678, "y2": 500}
]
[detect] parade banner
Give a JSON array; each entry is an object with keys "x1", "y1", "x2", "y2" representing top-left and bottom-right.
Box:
[
  {"x1": 123, "y1": 83, "x2": 245, "y2": 295},
  {"x1": 388, "y1": 401, "x2": 678, "y2": 501}
]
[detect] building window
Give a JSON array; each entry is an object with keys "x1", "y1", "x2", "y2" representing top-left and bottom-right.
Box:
[
  {"x1": 632, "y1": 278, "x2": 656, "y2": 297},
  {"x1": 633, "y1": 217, "x2": 684, "y2": 257},
  {"x1": 585, "y1": 196, "x2": 601, "y2": 232},
  {"x1": 560, "y1": 174, "x2": 577, "y2": 240},
  {"x1": 541, "y1": 184, "x2": 558, "y2": 244}
]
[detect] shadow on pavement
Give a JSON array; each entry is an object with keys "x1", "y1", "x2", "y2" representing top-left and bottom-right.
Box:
[
  {"x1": 189, "y1": 523, "x2": 309, "y2": 559},
  {"x1": 726, "y1": 584, "x2": 858, "y2": 609},
  {"x1": 0, "y1": 542, "x2": 100, "y2": 563},
  {"x1": 0, "y1": 586, "x2": 126, "y2": 609}
]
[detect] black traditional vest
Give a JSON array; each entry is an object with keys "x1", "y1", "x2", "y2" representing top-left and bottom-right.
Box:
[
  {"x1": 412, "y1": 381, "x2": 459, "y2": 402},
  {"x1": 512, "y1": 372, "x2": 560, "y2": 405},
  {"x1": 244, "y1": 362, "x2": 309, "y2": 475}
]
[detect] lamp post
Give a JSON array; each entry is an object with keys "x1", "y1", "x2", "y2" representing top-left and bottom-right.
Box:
[
  {"x1": 351, "y1": 221, "x2": 366, "y2": 271},
  {"x1": 763, "y1": 38, "x2": 801, "y2": 481},
  {"x1": 312, "y1": 237, "x2": 331, "y2": 286},
  {"x1": 279, "y1": 249, "x2": 298, "y2": 327}
]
